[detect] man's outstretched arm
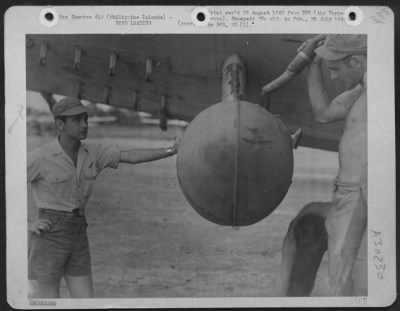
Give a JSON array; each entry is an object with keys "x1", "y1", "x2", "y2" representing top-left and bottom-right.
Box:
[
  {"x1": 120, "y1": 146, "x2": 177, "y2": 164},
  {"x1": 119, "y1": 136, "x2": 180, "y2": 164}
]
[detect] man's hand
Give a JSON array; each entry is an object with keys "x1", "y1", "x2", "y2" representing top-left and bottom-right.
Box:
[
  {"x1": 170, "y1": 130, "x2": 184, "y2": 155},
  {"x1": 297, "y1": 34, "x2": 327, "y2": 54},
  {"x1": 120, "y1": 128, "x2": 186, "y2": 164},
  {"x1": 28, "y1": 218, "x2": 53, "y2": 235}
]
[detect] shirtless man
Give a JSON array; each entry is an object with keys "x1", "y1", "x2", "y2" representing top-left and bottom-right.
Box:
[
  {"x1": 307, "y1": 34, "x2": 367, "y2": 296},
  {"x1": 277, "y1": 34, "x2": 367, "y2": 297}
]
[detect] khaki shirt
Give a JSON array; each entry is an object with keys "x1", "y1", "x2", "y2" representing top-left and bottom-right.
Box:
[{"x1": 28, "y1": 139, "x2": 120, "y2": 212}]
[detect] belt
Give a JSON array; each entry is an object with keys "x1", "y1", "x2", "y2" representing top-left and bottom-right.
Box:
[
  {"x1": 333, "y1": 178, "x2": 361, "y2": 192},
  {"x1": 39, "y1": 208, "x2": 85, "y2": 217}
]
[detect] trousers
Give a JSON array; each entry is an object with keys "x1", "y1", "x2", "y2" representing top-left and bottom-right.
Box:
[{"x1": 325, "y1": 179, "x2": 367, "y2": 296}]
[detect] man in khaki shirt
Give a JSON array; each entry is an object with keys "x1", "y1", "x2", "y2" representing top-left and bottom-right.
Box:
[{"x1": 28, "y1": 97, "x2": 180, "y2": 298}]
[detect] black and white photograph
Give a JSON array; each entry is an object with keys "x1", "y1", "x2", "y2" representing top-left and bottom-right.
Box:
[{"x1": 5, "y1": 6, "x2": 396, "y2": 309}]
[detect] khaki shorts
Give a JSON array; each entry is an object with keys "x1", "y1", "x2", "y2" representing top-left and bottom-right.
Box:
[{"x1": 28, "y1": 209, "x2": 91, "y2": 282}]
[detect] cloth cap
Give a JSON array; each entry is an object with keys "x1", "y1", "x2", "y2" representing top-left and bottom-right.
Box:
[
  {"x1": 315, "y1": 34, "x2": 367, "y2": 61},
  {"x1": 52, "y1": 97, "x2": 88, "y2": 118}
]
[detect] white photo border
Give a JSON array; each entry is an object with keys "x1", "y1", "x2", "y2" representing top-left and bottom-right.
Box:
[{"x1": 4, "y1": 5, "x2": 396, "y2": 309}]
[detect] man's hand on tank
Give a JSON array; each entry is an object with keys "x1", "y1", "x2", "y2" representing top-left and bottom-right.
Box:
[
  {"x1": 170, "y1": 133, "x2": 183, "y2": 155},
  {"x1": 170, "y1": 130, "x2": 185, "y2": 155}
]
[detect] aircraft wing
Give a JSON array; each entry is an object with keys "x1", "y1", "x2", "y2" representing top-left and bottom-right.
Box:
[{"x1": 26, "y1": 34, "x2": 345, "y2": 151}]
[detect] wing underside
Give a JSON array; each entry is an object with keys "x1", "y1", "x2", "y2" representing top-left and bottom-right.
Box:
[{"x1": 26, "y1": 34, "x2": 344, "y2": 151}]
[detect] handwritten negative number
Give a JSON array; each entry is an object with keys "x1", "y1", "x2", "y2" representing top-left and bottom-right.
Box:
[{"x1": 371, "y1": 231, "x2": 385, "y2": 280}]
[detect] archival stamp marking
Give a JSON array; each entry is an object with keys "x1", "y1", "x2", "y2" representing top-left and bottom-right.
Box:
[
  {"x1": 29, "y1": 299, "x2": 57, "y2": 307},
  {"x1": 352, "y1": 296, "x2": 368, "y2": 305},
  {"x1": 371, "y1": 230, "x2": 386, "y2": 280},
  {"x1": 58, "y1": 8, "x2": 346, "y2": 28}
]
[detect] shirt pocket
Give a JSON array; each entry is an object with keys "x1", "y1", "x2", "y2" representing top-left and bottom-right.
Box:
[
  {"x1": 44, "y1": 172, "x2": 74, "y2": 202},
  {"x1": 82, "y1": 162, "x2": 97, "y2": 180},
  {"x1": 81, "y1": 163, "x2": 98, "y2": 197},
  {"x1": 46, "y1": 173, "x2": 72, "y2": 184}
]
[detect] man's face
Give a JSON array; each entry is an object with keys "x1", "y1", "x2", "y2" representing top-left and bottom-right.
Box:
[
  {"x1": 59, "y1": 113, "x2": 88, "y2": 140},
  {"x1": 325, "y1": 57, "x2": 363, "y2": 90}
]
